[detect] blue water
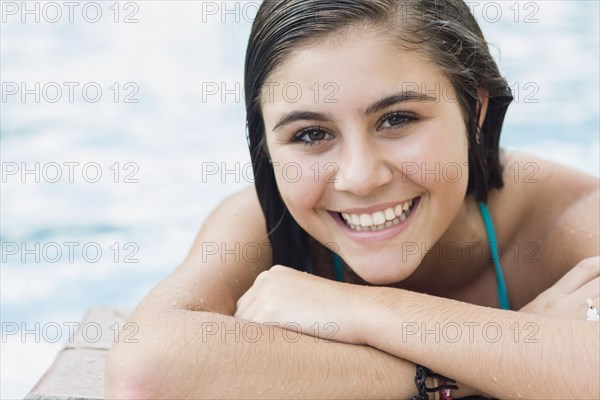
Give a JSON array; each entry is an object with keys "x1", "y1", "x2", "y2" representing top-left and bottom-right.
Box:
[{"x1": 1, "y1": 1, "x2": 598, "y2": 397}]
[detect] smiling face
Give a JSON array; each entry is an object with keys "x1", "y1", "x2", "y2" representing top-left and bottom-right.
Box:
[{"x1": 261, "y1": 28, "x2": 471, "y2": 285}]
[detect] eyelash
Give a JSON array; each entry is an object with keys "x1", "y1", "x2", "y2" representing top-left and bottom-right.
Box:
[
  {"x1": 291, "y1": 126, "x2": 331, "y2": 147},
  {"x1": 377, "y1": 111, "x2": 418, "y2": 130},
  {"x1": 290, "y1": 111, "x2": 418, "y2": 147}
]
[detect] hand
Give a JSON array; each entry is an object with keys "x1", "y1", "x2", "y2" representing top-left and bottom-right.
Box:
[
  {"x1": 234, "y1": 265, "x2": 370, "y2": 344},
  {"x1": 519, "y1": 256, "x2": 600, "y2": 320}
]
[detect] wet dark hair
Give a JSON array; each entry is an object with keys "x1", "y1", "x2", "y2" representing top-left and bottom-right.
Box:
[{"x1": 244, "y1": 0, "x2": 513, "y2": 272}]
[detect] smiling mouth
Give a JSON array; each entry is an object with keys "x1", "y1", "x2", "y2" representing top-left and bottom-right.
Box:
[{"x1": 336, "y1": 197, "x2": 419, "y2": 231}]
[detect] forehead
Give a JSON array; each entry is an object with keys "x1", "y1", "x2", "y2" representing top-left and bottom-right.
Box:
[{"x1": 260, "y1": 28, "x2": 449, "y2": 119}]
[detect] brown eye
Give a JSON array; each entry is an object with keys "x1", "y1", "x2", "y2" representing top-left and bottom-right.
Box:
[
  {"x1": 307, "y1": 130, "x2": 327, "y2": 141},
  {"x1": 388, "y1": 114, "x2": 408, "y2": 126},
  {"x1": 379, "y1": 111, "x2": 417, "y2": 130},
  {"x1": 292, "y1": 128, "x2": 333, "y2": 147}
]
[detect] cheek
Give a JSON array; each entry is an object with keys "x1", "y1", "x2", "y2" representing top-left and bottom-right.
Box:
[
  {"x1": 386, "y1": 119, "x2": 469, "y2": 236},
  {"x1": 272, "y1": 160, "x2": 326, "y2": 219},
  {"x1": 395, "y1": 119, "x2": 469, "y2": 191}
]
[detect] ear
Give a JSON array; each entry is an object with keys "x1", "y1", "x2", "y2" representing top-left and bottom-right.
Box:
[{"x1": 477, "y1": 88, "x2": 489, "y2": 129}]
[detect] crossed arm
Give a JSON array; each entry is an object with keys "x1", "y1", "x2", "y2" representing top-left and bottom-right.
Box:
[
  {"x1": 366, "y1": 286, "x2": 600, "y2": 399},
  {"x1": 105, "y1": 185, "x2": 599, "y2": 399},
  {"x1": 232, "y1": 256, "x2": 599, "y2": 399},
  {"x1": 364, "y1": 281, "x2": 600, "y2": 399}
]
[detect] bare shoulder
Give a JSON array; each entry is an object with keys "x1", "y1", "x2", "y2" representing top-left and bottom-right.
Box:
[
  {"x1": 499, "y1": 151, "x2": 597, "y2": 201},
  {"x1": 197, "y1": 184, "x2": 265, "y2": 238},
  {"x1": 135, "y1": 184, "x2": 271, "y2": 317},
  {"x1": 495, "y1": 151, "x2": 599, "y2": 285}
]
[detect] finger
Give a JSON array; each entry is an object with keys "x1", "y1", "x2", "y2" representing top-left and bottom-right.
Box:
[
  {"x1": 549, "y1": 256, "x2": 600, "y2": 295},
  {"x1": 234, "y1": 295, "x2": 253, "y2": 319},
  {"x1": 235, "y1": 289, "x2": 257, "y2": 318},
  {"x1": 573, "y1": 276, "x2": 600, "y2": 300},
  {"x1": 235, "y1": 271, "x2": 269, "y2": 312}
]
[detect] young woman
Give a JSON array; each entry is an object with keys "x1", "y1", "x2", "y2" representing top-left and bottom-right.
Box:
[{"x1": 105, "y1": 1, "x2": 599, "y2": 398}]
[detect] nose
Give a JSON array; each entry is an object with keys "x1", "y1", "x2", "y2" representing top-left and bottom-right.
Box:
[{"x1": 333, "y1": 139, "x2": 393, "y2": 196}]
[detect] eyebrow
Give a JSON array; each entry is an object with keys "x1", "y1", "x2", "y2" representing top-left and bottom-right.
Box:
[{"x1": 271, "y1": 91, "x2": 437, "y2": 132}]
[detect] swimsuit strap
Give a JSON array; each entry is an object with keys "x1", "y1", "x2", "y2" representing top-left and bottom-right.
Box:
[
  {"x1": 331, "y1": 201, "x2": 511, "y2": 310},
  {"x1": 332, "y1": 251, "x2": 345, "y2": 282},
  {"x1": 478, "y1": 201, "x2": 511, "y2": 310}
]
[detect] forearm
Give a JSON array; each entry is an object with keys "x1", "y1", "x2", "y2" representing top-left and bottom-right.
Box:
[
  {"x1": 106, "y1": 307, "x2": 480, "y2": 399},
  {"x1": 366, "y1": 287, "x2": 600, "y2": 399}
]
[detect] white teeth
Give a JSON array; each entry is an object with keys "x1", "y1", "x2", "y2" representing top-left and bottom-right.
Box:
[
  {"x1": 384, "y1": 208, "x2": 396, "y2": 221},
  {"x1": 359, "y1": 214, "x2": 373, "y2": 227},
  {"x1": 394, "y1": 204, "x2": 403, "y2": 215},
  {"x1": 339, "y1": 198, "x2": 417, "y2": 231},
  {"x1": 372, "y1": 211, "x2": 386, "y2": 225}
]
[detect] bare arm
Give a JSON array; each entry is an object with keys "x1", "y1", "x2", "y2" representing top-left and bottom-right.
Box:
[
  {"x1": 107, "y1": 307, "x2": 435, "y2": 399},
  {"x1": 365, "y1": 286, "x2": 599, "y2": 399},
  {"x1": 104, "y1": 185, "x2": 481, "y2": 398}
]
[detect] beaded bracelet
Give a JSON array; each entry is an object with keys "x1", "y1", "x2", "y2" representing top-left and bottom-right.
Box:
[{"x1": 409, "y1": 364, "x2": 458, "y2": 400}]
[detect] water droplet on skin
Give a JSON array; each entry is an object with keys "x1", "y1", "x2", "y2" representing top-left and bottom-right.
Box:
[{"x1": 492, "y1": 375, "x2": 498, "y2": 382}]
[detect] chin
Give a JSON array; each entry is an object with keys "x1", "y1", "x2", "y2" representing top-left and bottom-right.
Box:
[{"x1": 350, "y1": 257, "x2": 418, "y2": 286}]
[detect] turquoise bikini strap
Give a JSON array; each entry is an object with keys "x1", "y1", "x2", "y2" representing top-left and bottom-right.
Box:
[
  {"x1": 478, "y1": 201, "x2": 511, "y2": 310},
  {"x1": 332, "y1": 253, "x2": 345, "y2": 282}
]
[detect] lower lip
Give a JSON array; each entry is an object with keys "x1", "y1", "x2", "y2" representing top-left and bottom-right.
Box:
[{"x1": 329, "y1": 197, "x2": 420, "y2": 244}]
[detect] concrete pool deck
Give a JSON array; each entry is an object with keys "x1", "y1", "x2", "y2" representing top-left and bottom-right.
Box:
[{"x1": 25, "y1": 307, "x2": 129, "y2": 400}]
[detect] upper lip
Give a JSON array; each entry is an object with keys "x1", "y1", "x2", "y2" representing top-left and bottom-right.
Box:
[{"x1": 335, "y1": 197, "x2": 417, "y2": 215}]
